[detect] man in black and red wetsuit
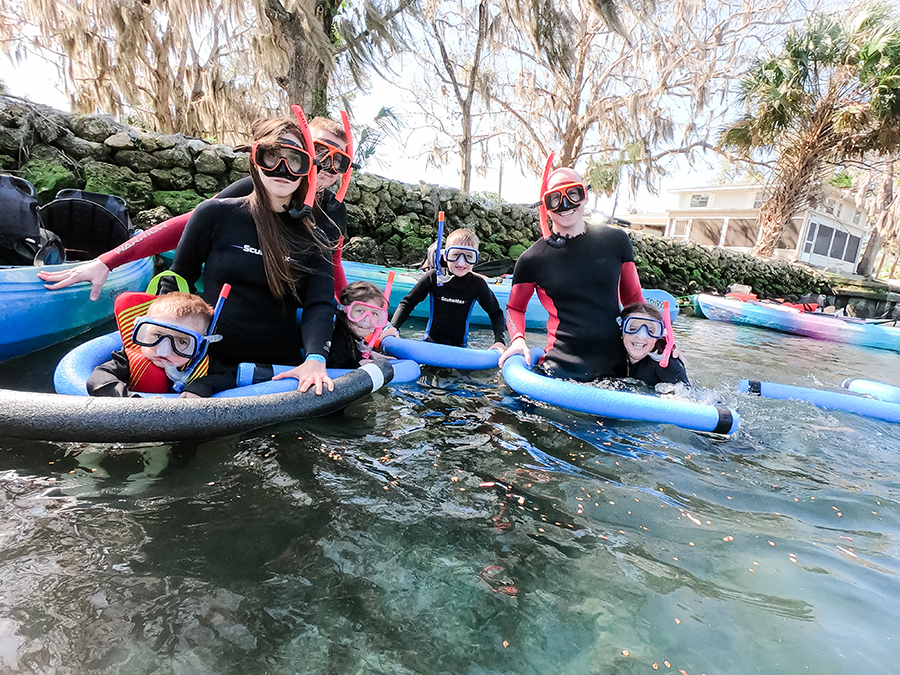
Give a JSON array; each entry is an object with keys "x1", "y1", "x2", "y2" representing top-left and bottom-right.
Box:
[{"x1": 499, "y1": 167, "x2": 644, "y2": 381}]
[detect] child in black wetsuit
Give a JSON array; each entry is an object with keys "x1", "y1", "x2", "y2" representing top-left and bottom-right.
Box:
[
  {"x1": 391, "y1": 228, "x2": 506, "y2": 350},
  {"x1": 619, "y1": 302, "x2": 690, "y2": 387},
  {"x1": 327, "y1": 281, "x2": 397, "y2": 368}
]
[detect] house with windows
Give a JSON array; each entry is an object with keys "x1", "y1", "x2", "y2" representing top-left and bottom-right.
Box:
[{"x1": 660, "y1": 184, "x2": 867, "y2": 274}]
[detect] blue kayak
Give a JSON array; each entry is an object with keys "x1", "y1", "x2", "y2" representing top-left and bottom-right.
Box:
[
  {"x1": 343, "y1": 261, "x2": 679, "y2": 329},
  {"x1": 0, "y1": 257, "x2": 154, "y2": 362}
]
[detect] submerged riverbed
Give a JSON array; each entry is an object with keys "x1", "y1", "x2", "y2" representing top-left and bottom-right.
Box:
[{"x1": 0, "y1": 315, "x2": 898, "y2": 674}]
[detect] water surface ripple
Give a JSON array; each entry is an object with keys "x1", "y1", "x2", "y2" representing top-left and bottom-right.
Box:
[{"x1": 0, "y1": 316, "x2": 898, "y2": 674}]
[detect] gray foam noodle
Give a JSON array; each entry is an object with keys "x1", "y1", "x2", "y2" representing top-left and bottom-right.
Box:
[{"x1": 0, "y1": 359, "x2": 394, "y2": 442}]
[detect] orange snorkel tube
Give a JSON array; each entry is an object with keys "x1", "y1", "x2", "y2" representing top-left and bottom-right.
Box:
[
  {"x1": 538, "y1": 152, "x2": 555, "y2": 239},
  {"x1": 290, "y1": 104, "x2": 318, "y2": 215},
  {"x1": 334, "y1": 110, "x2": 354, "y2": 203}
]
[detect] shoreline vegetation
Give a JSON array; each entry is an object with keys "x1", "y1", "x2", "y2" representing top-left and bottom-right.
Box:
[{"x1": 0, "y1": 95, "x2": 842, "y2": 303}]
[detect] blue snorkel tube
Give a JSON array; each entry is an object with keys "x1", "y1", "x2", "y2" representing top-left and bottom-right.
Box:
[
  {"x1": 172, "y1": 283, "x2": 231, "y2": 391},
  {"x1": 435, "y1": 210, "x2": 447, "y2": 287}
]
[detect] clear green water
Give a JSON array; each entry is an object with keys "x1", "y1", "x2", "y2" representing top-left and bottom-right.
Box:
[{"x1": 0, "y1": 317, "x2": 898, "y2": 674}]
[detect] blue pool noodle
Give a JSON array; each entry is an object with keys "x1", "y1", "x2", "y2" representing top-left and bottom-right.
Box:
[
  {"x1": 502, "y1": 354, "x2": 739, "y2": 435},
  {"x1": 740, "y1": 379, "x2": 900, "y2": 424},
  {"x1": 380, "y1": 335, "x2": 501, "y2": 370},
  {"x1": 840, "y1": 378, "x2": 900, "y2": 404}
]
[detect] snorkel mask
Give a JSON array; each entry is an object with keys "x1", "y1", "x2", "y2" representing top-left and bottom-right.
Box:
[
  {"x1": 335, "y1": 272, "x2": 395, "y2": 358},
  {"x1": 443, "y1": 246, "x2": 479, "y2": 265},
  {"x1": 132, "y1": 284, "x2": 231, "y2": 389},
  {"x1": 338, "y1": 300, "x2": 389, "y2": 329},
  {"x1": 251, "y1": 140, "x2": 313, "y2": 181},
  {"x1": 617, "y1": 315, "x2": 666, "y2": 339}
]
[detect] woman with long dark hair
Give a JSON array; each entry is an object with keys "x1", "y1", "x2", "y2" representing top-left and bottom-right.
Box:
[{"x1": 162, "y1": 112, "x2": 336, "y2": 394}]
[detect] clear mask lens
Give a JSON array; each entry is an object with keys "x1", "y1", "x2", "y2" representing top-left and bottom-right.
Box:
[
  {"x1": 543, "y1": 183, "x2": 587, "y2": 212},
  {"x1": 344, "y1": 301, "x2": 388, "y2": 328},
  {"x1": 252, "y1": 142, "x2": 311, "y2": 176},
  {"x1": 621, "y1": 316, "x2": 665, "y2": 339},
  {"x1": 314, "y1": 142, "x2": 352, "y2": 174},
  {"x1": 444, "y1": 246, "x2": 479, "y2": 265},
  {"x1": 133, "y1": 319, "x2": 201, "y2": 359}
]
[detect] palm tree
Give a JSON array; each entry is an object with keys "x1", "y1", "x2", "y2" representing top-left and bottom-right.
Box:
[{"x1": 720, "y1": 5, "x2": 900, "y2": 259}]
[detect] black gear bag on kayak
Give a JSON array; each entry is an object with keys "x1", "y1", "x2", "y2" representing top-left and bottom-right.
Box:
[
  {"x1": 0, "y1": 174, "x2": 66, "y2": 266},
  {"x1": 37, "y1": 188, "x2": 133, "y2": 261}
]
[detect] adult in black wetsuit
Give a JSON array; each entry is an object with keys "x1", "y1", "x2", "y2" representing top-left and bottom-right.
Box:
[
  {"x1": 499, "y1": 167, "x2": 645, "y2": 381},
  {"x1": 164, "y1": 114, "x2": 335, "y2": 394},
  {"x1": 391, "y1": 229, "x2": 506, "y2": 349}
]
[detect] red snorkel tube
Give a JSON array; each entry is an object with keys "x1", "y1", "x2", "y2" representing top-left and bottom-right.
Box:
[
  {"x1": 660, "y1": 300, "x2": 675, "y2": 368},
  {"x1": 364, "y1": 270, "x2": 395, "y2": 357},
  {"x1": 290, "y1": 104, "x2": 318, "y2": 215},
  {"x1": 538, "y1": 152, "x2": 555, "y2": 239},
  {"x1": 334, "y1": 110, "x2": 354, "y2": 203}
]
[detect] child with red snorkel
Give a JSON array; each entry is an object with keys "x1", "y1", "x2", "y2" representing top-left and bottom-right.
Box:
[
  {"x1": 500, "y1": 159, "x2": 681, "y2": 382},
  {"x1": 619, "y1": 302, "x2": 690, "y2": 387},
  {"x1": 327, "y1": 281, "x2": 399, "y2": 368}
]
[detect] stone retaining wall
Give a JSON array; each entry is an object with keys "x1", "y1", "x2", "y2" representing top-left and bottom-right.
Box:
[{"x1": 1, "y1": 95, "x2": 832, "y2": 299}]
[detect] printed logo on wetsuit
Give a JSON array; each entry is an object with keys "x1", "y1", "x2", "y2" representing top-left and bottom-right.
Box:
[
  {"x1": 440, "y1": 296, "x2": 466, "y2": 304},
  {"x1": 233, "y1": 244, "x2": 296, "y2": 263},
  {"x1": 234, "y1": 244, "x2": 263, "y2": 256}
]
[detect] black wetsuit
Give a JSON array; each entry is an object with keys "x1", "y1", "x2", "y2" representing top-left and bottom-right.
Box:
[
  {"x1": 164, "y1": 198, "x2": 335, "y2": 369},
  {"x1": 217, "y1": 177, "x2": 348, "y2": 292},
  {"x1": 627, "y1": 354, "x2": 690, "y2": 387},
  {"x1": 326, "y1": 320, "x2": 366, "y2": 368},
  {"x1": 391, "y1": 270, "x2": 506, "y2": 347},
  {"x1": 506, "y1": 225, "x2": 644, "y2": 381}
]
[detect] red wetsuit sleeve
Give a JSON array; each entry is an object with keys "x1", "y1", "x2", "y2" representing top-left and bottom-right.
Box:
[
  {"x1": 98, "y1": 212, "x2": 191, "y2": 269},
  {"x1": 506, "y1": 281, "x2": 535, "y2": 342},
  {"x1": 618, "y1": 261, "x2": 644, "y2": 307},
  {"x1": 332, "y1": 235, "x2": 347, "y2": 298}
]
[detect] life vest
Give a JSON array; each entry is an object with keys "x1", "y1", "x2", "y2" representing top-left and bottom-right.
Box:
[{"x1": 114, "y1": 271, "x2": 210, "y2": 393}]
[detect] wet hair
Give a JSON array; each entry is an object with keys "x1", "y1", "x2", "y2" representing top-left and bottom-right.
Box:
[
  {"x1": 446, "y1": 228, "x2": 479, "y2": 249},
  {"x1": 147, "y1": 293, "x2": 213, "y2": 329},
  {"x1": 620, "y1": 302, "x2": 666, "y2": 353},
  {"x1": 339, "y1": 281, "x2": 387, "y2": 308},
  {"x1": 247, "y1": 117, "x2": 329, "y2": 302},
  {"x1": 309, "y1": 117, "x2": 347, "y2": 143}
]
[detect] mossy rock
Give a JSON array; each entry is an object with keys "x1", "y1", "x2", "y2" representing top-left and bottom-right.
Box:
[
  {"x1": 400, "y1": 235, "x2": 429, "y2": 264},
  {"x1": 508, "y1": 243, "x2": 528, "y2": 259},
  {"x1": 152, "y1": 189, "x2": 205, "y2": 214},
  {"x1": 82, "y1": 160, "x2": 154, "y2": 211},
  {"x1": 20, "y1": 158, "x2": 81, "y2": 203}
]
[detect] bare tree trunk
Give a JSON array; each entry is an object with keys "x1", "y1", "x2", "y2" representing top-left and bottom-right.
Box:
[
  {"x1": 890, "y1": 250, "x2": 899, "y2": 279},
  {"x1": 266, "y1": 0, "x2": 333, "y2": 117},
  {"x1": 856, "y1": 161, "x2": 894, "y2": 277},
  {"x1": 434, "y1": 1, "x2": 489, "y2": 192}
]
